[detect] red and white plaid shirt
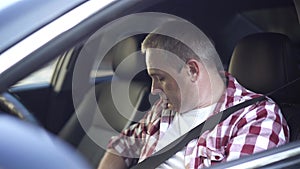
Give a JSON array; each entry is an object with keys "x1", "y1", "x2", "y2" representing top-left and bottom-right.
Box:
[{"x1": 108, "y1": 73, "x2": 289, "y2": 168}]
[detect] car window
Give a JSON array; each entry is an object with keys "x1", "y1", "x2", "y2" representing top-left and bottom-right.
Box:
[
  {"x1": 242, "y1": 6, "x2": 300, "y2": 69},
  {"x1": 14, "y1": 58, "x2": 58, "y2": 87},
  {"x1": 90, "y1": 56, "x2": 113, "y2": 78},
  {"x1": 242, "y1": 6, "x2": 300, "y2": 42}
]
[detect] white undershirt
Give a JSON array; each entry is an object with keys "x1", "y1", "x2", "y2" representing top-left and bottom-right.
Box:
[{"x1": 155, "y1": 104, "x2": 216, "y2": 169}]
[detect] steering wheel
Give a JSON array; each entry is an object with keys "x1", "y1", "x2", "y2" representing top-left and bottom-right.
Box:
[{"x1": 0, "y1": 92, "x2": 40, "y2": 125}]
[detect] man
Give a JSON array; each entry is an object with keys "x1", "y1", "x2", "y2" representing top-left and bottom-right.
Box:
[{"x1": 98, "y1": 25, "x2": 289, "y2": 168}]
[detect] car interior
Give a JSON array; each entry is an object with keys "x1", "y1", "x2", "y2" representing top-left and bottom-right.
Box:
[
  {"x1": 1, "y1": 0, "x2": 300, "y2": 168},
  {"x1": 69, "y1": 32, "x2": 300, "y2": 168}
]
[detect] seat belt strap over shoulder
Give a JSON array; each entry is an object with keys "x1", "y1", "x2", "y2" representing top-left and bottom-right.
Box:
[{"x1": 131, "y1": 95, "x2": 267, "y2": 169}]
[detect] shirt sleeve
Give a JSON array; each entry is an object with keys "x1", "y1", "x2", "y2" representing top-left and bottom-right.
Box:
[
  {"x1": 225, "y1": 99, "x2": 289, "y2": 161},
  {"x1": 107, "y1": 101, "x2": 162, "y2": 167}
]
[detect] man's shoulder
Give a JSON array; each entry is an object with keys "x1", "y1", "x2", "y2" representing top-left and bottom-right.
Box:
[
  {"x1": 221, "y1": 73, "x2": 264, "y2": 107},
  {"x1": 222, "y1": 73, "x2": 282, "y2": 122}
]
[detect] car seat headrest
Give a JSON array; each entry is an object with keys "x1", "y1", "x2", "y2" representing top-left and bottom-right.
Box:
[
  {"x1": 228, "y1": 32, "x2": 300, "y2": 103},
  {"x1": 108, "y1": 36, "x2": 149, "y2": 82}
]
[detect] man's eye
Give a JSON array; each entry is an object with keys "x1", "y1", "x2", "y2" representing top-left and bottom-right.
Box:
[
  {"x1": 158, "y1": 77, "x2": 165, "y2": 82},
  {"x1": 153, "y1": 75, "x2": 165, "y2": 82}
]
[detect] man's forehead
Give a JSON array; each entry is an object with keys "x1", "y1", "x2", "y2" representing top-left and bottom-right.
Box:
[
  {"x1": 146, "y1": 56, "x2": 174, "y2": 75},
  {"x1": 146, "y1": 62, "x2": 180, "y2": 80}
]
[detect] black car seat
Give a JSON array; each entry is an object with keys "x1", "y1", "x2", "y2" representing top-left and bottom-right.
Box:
[
  {"x1": 228, "y1": 32, "x2": 300, "y2": 141},
  {"x1": 59, "y1": 36, "x2": 151, "y2": 168}
]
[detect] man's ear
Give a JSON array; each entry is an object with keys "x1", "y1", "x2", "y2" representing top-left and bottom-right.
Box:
[{"x1": 186, "y1": 59, "x2": 200, "y2": 82}]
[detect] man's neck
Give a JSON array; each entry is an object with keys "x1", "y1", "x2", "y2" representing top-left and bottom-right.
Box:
[{"x1": 197, "y1": 72, "x2": 226, "y2": 109}]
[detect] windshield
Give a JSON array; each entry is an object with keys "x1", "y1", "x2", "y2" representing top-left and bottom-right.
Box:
[{"x1": 0, "y1": 0, "x2": 116, "y2": 75}]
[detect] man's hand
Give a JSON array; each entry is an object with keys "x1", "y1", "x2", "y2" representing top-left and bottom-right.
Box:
[{"x1": 98, "y1": 149, "x2": 127, "y2": 169}]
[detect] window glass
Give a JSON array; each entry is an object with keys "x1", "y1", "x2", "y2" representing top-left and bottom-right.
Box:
[
  {"x1": 243, "y1": 6, "x2": 300, "y2": 70},
  {"x1": 243, "y1": 7, "x2": 300, "y2": 43},
  {"x1": 90, "y1": 54, "x2": 113, "y2": 78},
  {"x1": 14, "y1": 59, "x2": 58, "y2": 86}
]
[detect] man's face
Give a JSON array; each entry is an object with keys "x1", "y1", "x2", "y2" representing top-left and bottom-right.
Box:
[{"x1": 145, "y1": 49, "x2": 191, "y2": 113}]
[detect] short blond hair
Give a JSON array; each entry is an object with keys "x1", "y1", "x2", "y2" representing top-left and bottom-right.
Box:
[{"x1": 141, "y1": 33, "x2": 221, "y2": 71}]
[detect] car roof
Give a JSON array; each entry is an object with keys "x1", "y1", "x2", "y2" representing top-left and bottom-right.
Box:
[{"x1": 0, "y1": 0, "x2": 86, "y2": 53}]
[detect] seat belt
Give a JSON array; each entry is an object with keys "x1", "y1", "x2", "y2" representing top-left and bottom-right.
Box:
[{"x1": 130, "y1": 95, "x2": 266, "y2": 169}]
